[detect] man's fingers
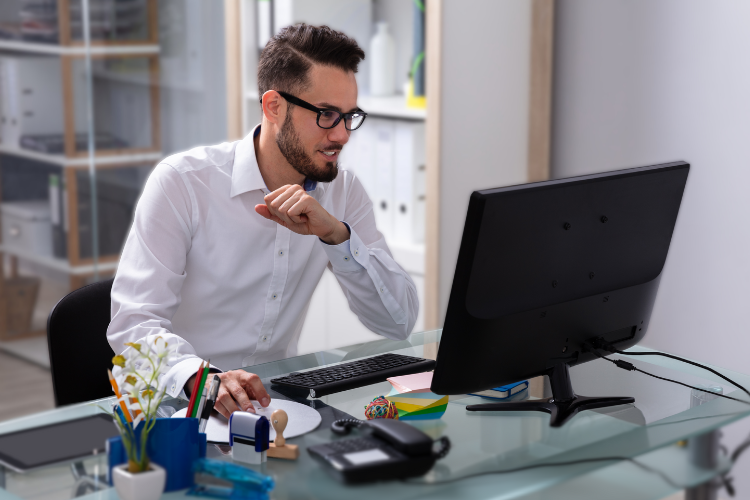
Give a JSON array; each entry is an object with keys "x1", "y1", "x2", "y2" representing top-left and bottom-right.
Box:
[
  {"x1": 216, "y1": 387, "x2": 243, "y2": 416},
  {"x1": 277, "y1": 190, "x2": 305, "y2": 215},
  {"x1": 268, "y1": 187, "x2": 302, "y2": 225},
  {"x1": 255, "y1": 204, "x2": 272, "y2": 219},
  {"x1": 287, "y1": 198, "x2": 312, "y2": 224},
  {"x1": 266, "y1": 185, "x2": 300, "y2": 210},
  {"x1": 263, "y1": 184, "x2": 294, "y2": 204},
  {"x1": 213, "y1": 400, "x2": 231, "y2": 420},
  {"x1": 241, "y1": 372, "x2": 271, "y2": 407},
  {"x1": 224, "y1": 378, "x2": 254, "y2": 412}
]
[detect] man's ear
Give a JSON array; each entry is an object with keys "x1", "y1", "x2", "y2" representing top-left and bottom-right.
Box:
[{"x1": 261, "y1": 91, "x2": 285, "y2": 125}]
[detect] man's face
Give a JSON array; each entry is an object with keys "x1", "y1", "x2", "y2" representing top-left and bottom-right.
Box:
[{"x1": 275, "y1": 64, "x2": 358, "y2": 183}]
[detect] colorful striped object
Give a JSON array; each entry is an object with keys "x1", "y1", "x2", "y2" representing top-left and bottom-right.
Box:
[{"x1": 385, "y1": 371, "x2": 448, "y2": 421}]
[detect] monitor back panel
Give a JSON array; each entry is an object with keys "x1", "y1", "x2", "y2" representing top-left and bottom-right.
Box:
[{"x1": 432, "y1": 162, "x2": 689, "y2": 395}]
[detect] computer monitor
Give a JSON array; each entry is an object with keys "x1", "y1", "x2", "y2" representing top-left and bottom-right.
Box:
[{"x1": 430, "y1": 161, "x2": 690, "y2": 426}]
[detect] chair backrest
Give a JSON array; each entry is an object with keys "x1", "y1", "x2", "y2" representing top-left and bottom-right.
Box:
[{"x1": 47, "y1": 278, "x2": 115, "y2": 407}]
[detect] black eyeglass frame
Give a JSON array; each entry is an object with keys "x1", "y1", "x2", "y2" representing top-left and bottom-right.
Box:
[{"x1": 260, "y1": 91, "x2": 367, "y2": 131}]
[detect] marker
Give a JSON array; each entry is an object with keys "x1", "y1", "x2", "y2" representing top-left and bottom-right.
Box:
[{"x1": 199, "y1": 375, "x2": 222, "y2": 434}]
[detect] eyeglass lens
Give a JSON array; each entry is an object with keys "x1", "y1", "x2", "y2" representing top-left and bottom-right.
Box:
[{"x1": 318, "y1": 111, "x2": 366, "y2": 130}]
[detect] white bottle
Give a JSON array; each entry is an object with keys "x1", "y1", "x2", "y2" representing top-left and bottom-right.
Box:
[{"x1": 370, "y1": 22, "x2": 396, "y2": 97}]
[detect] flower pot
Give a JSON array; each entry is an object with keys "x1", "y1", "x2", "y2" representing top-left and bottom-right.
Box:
[{"x1": 112, "y1": 462, "x2": 165, "y2": 500}]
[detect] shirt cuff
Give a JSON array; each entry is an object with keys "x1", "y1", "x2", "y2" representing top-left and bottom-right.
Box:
[
  {"x1": 165, "y1": 357, "x2": 223, "y2": 399},
  {"x1": 319, "y1": 222, "x2": 365, "y2": 272}
]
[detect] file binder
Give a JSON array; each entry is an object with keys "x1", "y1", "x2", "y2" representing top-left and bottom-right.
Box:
[
  {"x1": 372, "y1": 118, "x2": 395, "y2": 241},
  {"x1": 0, "y1": 56, "x2": 87, "y2": 148},
  {"x1": 393, "y1": 121, "x2": 426, "y2": 244}
]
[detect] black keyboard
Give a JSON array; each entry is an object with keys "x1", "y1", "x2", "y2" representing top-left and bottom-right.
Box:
[{"x1": 270, "y1": 353, "x2": 436, "y2": 398}]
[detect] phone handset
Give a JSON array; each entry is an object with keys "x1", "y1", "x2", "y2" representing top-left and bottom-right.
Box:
[{"x1": 331, "y1": 418, "x2": 451, "y2": 459}]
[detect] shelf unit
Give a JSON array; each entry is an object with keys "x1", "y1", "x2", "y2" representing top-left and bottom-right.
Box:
[
  {"x1": 225, "y1": 0, "x2": 429, "y2": 351},
  {"x1": 227, "y1": 0, "x2": 556, "y2": 339},
  {"x1": 0, "y1": 0, "x2": 162, "y2": 339}
]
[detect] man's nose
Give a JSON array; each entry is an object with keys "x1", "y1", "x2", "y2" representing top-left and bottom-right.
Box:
[{"x1": 327, "y1": 119, "x2": 350, "y2": 145}]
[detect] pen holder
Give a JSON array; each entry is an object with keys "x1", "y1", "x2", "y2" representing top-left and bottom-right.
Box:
[{"x1": 107, "y1": 418, "x2": 207, "y2": 492}]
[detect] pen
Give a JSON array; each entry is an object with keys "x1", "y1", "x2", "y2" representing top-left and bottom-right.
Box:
[
  {"x1": 192, "y1": 360, "x2": 211, "y2": 418},
  {"x1": 107, "y1": 369, "x2": 132, "y2": 423},
  {"x1": 199, "y1": 375, "x2": 221, "y2": 434}
]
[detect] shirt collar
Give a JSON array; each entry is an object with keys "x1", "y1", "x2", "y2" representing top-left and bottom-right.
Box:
[{"x1": 230, "y1": 124, "x2": 319, "y2": 198}]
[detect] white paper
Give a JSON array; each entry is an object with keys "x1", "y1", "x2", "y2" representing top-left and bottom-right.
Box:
[{"x1": 172, "y1": 398, "x2": 322, "y2": 444}]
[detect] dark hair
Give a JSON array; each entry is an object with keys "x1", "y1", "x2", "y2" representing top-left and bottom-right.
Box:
[{"x1": 257, "y1": 24, "x2": 365, "y2": 99}]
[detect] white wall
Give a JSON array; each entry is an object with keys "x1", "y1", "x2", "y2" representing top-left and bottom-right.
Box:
[
  {"x1": 437, "y1": 0, "x2": 532, "y2": 319},
  {"x1": 553, "y1": 1, "x2": 750, "y2": 496}
]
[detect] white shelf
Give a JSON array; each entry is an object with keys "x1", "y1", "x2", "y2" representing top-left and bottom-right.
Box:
[
  {"x1": 357, "y1": 96, "x2": 426, "y2": 121},
  {"x1": 0, "y1": 244, "x2": 119, "y2": 275},
  {"x1": 0, "y1": 144, "x2": 162, "y2": 167},
  {"x1": 0, "y1": 40, "x2": 160, "y2": 57},
  {"x1": 245, "y1": 90, "x2": 426, "y2": 121}
]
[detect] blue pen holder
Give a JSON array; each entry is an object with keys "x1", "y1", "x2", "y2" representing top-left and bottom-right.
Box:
[{"x1": 107, "y1": 418, "x2": 207, "y2": 492}]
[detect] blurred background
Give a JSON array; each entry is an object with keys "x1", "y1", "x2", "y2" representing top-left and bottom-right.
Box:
[{"x1": 0, "y1": 1, "x2": 748, "y2": 498}]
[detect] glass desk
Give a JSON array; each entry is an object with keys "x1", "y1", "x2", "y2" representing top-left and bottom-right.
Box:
[{"x1": 2, "y1": 329, "x2": 750, "y2": 500}]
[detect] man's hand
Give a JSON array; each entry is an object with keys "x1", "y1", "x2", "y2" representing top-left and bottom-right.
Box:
[
  {"x1": 255, "y1": 184, "x2": 350, "y2": 245},
  {"x1": 185, "y1": 369, "x2": 271, "y2": 419}
]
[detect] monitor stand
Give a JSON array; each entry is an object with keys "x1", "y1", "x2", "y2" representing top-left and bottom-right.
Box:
[{"x1": 465, "y1": 362, "x2": 635, "y2": 427}]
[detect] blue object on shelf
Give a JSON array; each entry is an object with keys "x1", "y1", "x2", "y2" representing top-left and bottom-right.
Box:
[
  {"x1": 187, "y1": 458, "x2": 275, "y2": 500},
  {"x1": 107, "y1": 417, "x2": 207, "y2": 492}
]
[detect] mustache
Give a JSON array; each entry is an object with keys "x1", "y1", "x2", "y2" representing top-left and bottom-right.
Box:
[{"x1": 317, "y1": 143, "x2": 344, "y2": 151}]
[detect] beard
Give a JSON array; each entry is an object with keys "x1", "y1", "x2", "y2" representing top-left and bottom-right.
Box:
[{"x1": 276, "y1": 113, "x2": 340, "y2": 183}]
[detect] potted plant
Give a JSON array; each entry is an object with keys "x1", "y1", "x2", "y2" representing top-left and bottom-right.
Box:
[{"x1": 108, "y1": 336, "x2": 180, "y2": 500}]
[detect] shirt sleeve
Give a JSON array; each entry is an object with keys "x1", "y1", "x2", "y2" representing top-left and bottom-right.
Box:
[
  {"x1": 318, "y1": 174, "x2": 419, "y2": 340},
  {"x1": 106, "y1": 163, "x2": 221, "y2": 399}
]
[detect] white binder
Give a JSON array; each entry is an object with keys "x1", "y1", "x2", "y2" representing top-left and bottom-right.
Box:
[
  {"x1": 393, "y1": 121, "x2": 426, "y2": 244},
  {"x1": 0, "y1": 56, "x2": 87, "y2": 148},
  {"x1": 343, "y1": 124, "x2": 376, "y2": 198},
  {"x1": 372, "y1": 118, "x2": 395, "y2": 241}
]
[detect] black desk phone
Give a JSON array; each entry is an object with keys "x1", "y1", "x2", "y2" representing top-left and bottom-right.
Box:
[{"x1": 308, "y1": 418, "x2": 450, "y2": 483}]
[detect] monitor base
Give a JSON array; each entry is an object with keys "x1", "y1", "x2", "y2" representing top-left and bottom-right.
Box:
[{"x1": 465, "y1": 362, "x2": 635, "y2": 427}]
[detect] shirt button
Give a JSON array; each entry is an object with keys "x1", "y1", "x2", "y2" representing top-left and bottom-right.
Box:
[
  {"x1": 272, "y1": 293, "x2": 278, "y2": 300},
  {"x1": 278, "y1": 250, "x2": 284, "y2": 256},
  {"x1": 354, "y1": 249, "x2": 359, "y2": 256},
  {"x1": 380, "y1": 287, "x2": 384, "y2": 293},
  {"x1": 262, "y1": 336, "x2": 268, "y2": 342},
  {"x1": 344, "y1": 256, "x2": 349, "y2": 261}
]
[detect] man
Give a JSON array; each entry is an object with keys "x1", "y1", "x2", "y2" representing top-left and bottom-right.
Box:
[{"x1": 107, "y1": 24, "x2": 419, "y2": 418}]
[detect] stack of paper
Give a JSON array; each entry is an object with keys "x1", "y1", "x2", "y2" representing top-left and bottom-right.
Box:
[{"x1": 385, "y1": 372, "x2": 448, "y2": 421}]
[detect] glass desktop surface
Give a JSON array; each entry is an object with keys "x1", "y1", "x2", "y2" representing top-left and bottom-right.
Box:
[{"x1": 2, "y1": 330, "x2": 749, "y2": 500}]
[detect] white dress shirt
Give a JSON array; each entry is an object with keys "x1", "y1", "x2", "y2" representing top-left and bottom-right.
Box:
[{"x1": 107, "y1": 125, "x2": 419, "y2": 398}]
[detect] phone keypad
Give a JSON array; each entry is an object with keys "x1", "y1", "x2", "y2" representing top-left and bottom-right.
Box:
[{"x1": 327, "y1": 437, "x2": 379, "y2": 454}]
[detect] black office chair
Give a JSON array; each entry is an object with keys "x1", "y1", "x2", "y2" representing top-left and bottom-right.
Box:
[{"x1": 47, "y1": 278, "x2": 115, "y2": 407}]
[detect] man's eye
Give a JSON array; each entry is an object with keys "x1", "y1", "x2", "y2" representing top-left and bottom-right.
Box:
[{"x1": 321, "y1": 111, "x2": 338, "y2": 119}]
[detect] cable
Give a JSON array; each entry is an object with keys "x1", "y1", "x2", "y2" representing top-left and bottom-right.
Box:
[
  {"x1": 587, "y1": 345, "x2": 750, "y2": 497},
  {"x1": 586, "y1": 348, "x2": 750, "y2": 406},
  {"x1": 591, "y1": 340, "x2": 750, "y2": 399},
  {"x1": 402, "y1": 455, "x2": 681, "y2": 488}
]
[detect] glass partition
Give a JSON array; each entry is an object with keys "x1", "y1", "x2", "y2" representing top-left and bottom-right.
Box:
[{"x1": 0, "y1": 0, "x2": 226, "y2": 422}]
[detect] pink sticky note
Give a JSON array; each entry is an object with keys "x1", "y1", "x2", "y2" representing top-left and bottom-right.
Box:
[{"x1": 387, "y1": 371, "x2": 434, "y2": 394}]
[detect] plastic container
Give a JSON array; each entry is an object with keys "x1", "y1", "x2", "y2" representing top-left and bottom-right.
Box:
[{"x1": 370, "y1": 22, "x2": 396, "y2": 97}]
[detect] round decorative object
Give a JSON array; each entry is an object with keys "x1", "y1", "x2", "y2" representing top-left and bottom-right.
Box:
[
  {"x1": 364, "y1": 396, "x2": 399, "y2": 420},
  {"x1": 172, "y1": 398, "x2": 321, "y2": 443},
  {"x1": 112, "y1": 462, "x2": 166, "y2": 500}
]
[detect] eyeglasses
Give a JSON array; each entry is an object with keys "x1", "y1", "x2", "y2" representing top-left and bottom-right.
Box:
[{"x1": 260, "y1": 91, "x2": 367, "y2": 131}]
